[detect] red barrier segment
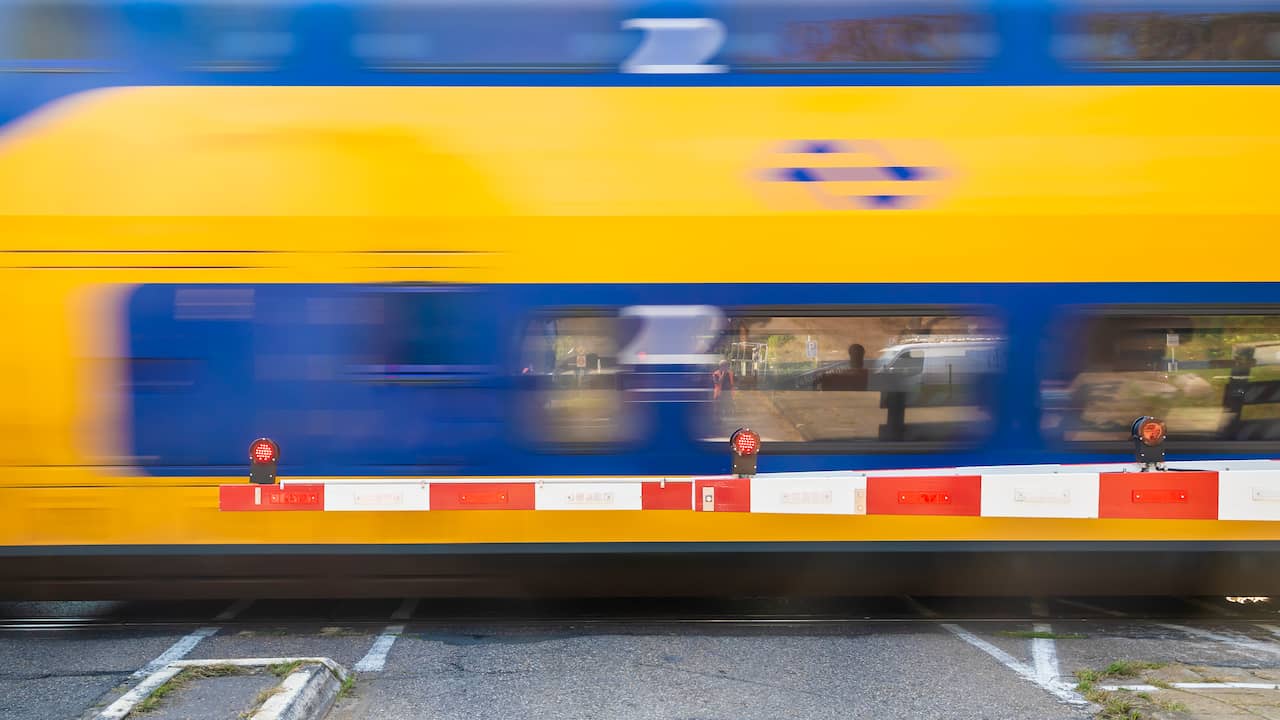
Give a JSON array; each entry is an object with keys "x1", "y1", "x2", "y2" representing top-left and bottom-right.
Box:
[
  {"x1": 429, "y1": 482, "x2": 536, "y2": 511},
  {"x1": 641, "y1": 481, "x2": 694, "y2": 510},
  {"x1": 219, "y1": 484, "x2": 324, "y2": 511},
  {"x1": 866, "y1": 475, "x2": 982, "y2": 516},
  {"x1": 694, "y1": 478, "x2": 751, "y2": 512},
  {"x1": 1098, "y1": 471, "x2": 1218, "y2": 520}
]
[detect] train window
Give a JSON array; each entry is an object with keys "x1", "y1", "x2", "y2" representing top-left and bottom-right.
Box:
[
  {"x1": 0, "y1": 2, "x2": 114, "y2": 70},
  {"x1": 352, "y1": 0, "x2": 627, "y2": 72},
  {"x1": 185, "y1": 3, "x2": 294, "y2": 71},
  {"x1": 355, "y1": 288, "x2": 495, "y2": 378},
  {"x1": 1041, "y1": 311, "x2": 1280, "y2": 444},
  {"x1": 1056, "y1": 0, "x2": 1280, "y2": 69},
  {"x1": 517, "y1": 314, "x2": 635, "y2": 446},
  {"x1": 717, "y1": 0, "x2": 996, "y2": 71},
  {"x1": 702, "y1": 312, "x2": 1004, "y2": 445}
]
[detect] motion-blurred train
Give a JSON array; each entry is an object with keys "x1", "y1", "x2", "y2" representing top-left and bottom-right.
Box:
[{"x1": 1, "y1": 0, "x2": 1279, "y2": 598}]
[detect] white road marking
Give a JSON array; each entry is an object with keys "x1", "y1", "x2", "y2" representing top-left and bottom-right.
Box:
[
  {"x1": 127, "y1": 626, "x2": 220, "y2": 681},
  {"x1": 97, "y1": 665, "x2": 185, "y2": 720},
  {"x1": 1031, "y1": 623, "x2": 1062, "y2": 685},
  {"x1": 392, "y1": 598, "x2": 419, "y2": 621},
  {"x1": 1030, "y1": 598, "x2": 1049, "y2": 618},
  {"x1": 215, "y1": 598, "x2": 255, "y2": 621},
  {"x1": 99, "y1": 658, "x2": 348, "y2": 720},
  {"x1": 1104, "y1": 682, "x2": 1280, "y2": 691},
  {"x1": 941, "y1": 624, "x2": 1085, "y2": 705},
  {"x1": 1158, "y1": 623, "x2": 1280, "y2": 658},
  {"x1": 1055, "y1": 598, "x2": 1127, "y2": 617},
  {"x1": 904, "y1": 596, "x2": 939, "y2": 618},
  {"x1": 354, "y1": 624, "x2": 405, "y2": 672}
]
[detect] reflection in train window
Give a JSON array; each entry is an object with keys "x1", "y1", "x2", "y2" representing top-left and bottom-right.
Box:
[
  {"x1": 704, "y1": 313, "x2": 1004, "y2": 444},
  {"x1": 0, "y1": 2, "x2": 113, "y2": 67},
  {"x1": 518, "y1": 315, "x2": 633, "y2": 446},
  {"x1": 1041, "y1": 312, "x2": 1280, "y2": 443},
  {"x1": 721, "y1": 0, "x2": 995, "y2": 71},
  {"x1": 352, "y1": 0, "x2": 627, "y2": 71},
  {"x1": 1056, "y1": 1, "x2": 1280, "y2": 67},
  {"x1": 185, "y1": 3, "x2": 294, "y2": 71}
]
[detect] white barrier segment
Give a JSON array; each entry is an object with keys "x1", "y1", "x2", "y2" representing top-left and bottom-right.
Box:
[
  {"x1": 535, "y1": 481, "x2": 644, "y2": 511},
  {"x1": 980, "y1": 473, "x2": 1100, "y2": 519},
  {"x1": 323, "y1": 482, "x2": 430, "y2": 511},
  {"x1": 749, "y1": 475, "x2": 866, "y2": 515},
  {"x1": 1218, "y1": 469, "x2": 1280, "y2": 521}
]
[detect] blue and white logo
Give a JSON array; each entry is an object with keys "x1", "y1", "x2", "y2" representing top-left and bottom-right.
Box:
[{"x1": 761, "y1": 140, "x2": 947, "y2": 210}]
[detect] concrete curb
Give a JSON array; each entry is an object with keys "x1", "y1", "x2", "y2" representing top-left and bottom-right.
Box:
[
  {"x1": 93, "y1": 657, "x2": 348, "y2": 720},
  {"x1": 249, "y1": 659, "x2": 348, "y2": 720}
]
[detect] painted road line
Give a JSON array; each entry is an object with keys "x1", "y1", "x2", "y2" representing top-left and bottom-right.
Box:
[
  {"x1": 391, "y1": 598, "x2": 419, "y2": 621},
  {"x1": 941, "y1": 624, "x2": 1085, "y2": 706},
  {"x1": 354, "y1": 624, "x2": 406, "y2": 672},
  {"x1": 1030, "y1": 598, "x2": 1050, "y2": 618},
  {"x1": 97, "y1": 665, "x2": 186, "y2": 720},
  {"x1": 1104, "y1": 682, "x2": 1280, "y2": 691},
  {"x1": 215, "y1": 598, "x2": 255, "y2": 621},
  {"x1": 1159, "y1": 623, "x2": 1280, "y2": 658},
  {"x1": 100, "y1": 658, "x2": 348, "y2": 720},
  {"x1": 127, "y1": 626, "x2": 220, "y2": 680},
  {"x1": 1031, "y1": 623, "x2": 1061, "y2": 685}
]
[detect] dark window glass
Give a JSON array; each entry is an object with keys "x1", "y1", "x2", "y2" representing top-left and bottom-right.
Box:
[
  {"x1": 1042, "y1": 312, "x2": 1280, "y2": 443},
  {"x1": 720, "y1": 1, "x2": 995, "y2": 71},
  {"x1": 1057, "y1": 1, "x2": 1280, "y2": 68},
  {"x1": 703, "y1": 313, "x2": 1004, "y2": 444}
]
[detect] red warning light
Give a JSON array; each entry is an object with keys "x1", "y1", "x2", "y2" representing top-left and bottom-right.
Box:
[
  {"x1": 1138, "y1": 419, "x2": 1166, "y2": 447},
  {"x1": 731, "y1": 428, "x2": 761, "y2": 456},
  {"x1": 250, "y1": 438, "x2": 278, "y2": 464}
]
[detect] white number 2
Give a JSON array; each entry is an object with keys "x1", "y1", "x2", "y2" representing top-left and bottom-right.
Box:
[{"x1": 620, "y1": 18, "x2": 727, "y2": 74}]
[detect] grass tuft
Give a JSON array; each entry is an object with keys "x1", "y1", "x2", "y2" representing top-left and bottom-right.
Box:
[
  {"x1": 1103, "y1": 660, "x2": 1166, "y2": 678},
  {"x1": 268, "y1": 660, "x2": 304, "y2": 678},
  {"x1": 338, "y1": 674, "x2": 357, "y2": 699}
]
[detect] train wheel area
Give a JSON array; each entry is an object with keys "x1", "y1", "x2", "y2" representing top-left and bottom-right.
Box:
[{"x1": 9, "y1": 596, "x2": 1280, "y2": 720}]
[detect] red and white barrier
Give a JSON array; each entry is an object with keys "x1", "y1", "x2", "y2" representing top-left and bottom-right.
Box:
[{"x1": 218, "y1": 460, "x2": 1280, "y2": 520}]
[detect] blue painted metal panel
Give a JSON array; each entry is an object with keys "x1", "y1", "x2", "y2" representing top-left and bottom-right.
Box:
[{"x1": 125, "y1": 282, "x2": 1280, "y2": 477}]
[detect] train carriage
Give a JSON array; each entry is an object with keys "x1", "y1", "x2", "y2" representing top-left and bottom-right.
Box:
[{"x1": 1, "y1": 0, "x2": 1279, "y2": 597}]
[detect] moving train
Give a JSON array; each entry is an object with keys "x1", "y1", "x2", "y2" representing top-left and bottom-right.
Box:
[{"x1": 1, "y1": 0, "x2": 1278, "y2": 597}]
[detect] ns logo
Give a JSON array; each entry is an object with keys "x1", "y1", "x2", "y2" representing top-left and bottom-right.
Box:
[{"x1": 758, "y1": 140, "x2": 951, "y2": 211}]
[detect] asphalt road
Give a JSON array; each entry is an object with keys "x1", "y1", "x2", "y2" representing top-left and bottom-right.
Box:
[{"x1": 2, "y1": 596, "x2": 1279, "y2": 720}]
